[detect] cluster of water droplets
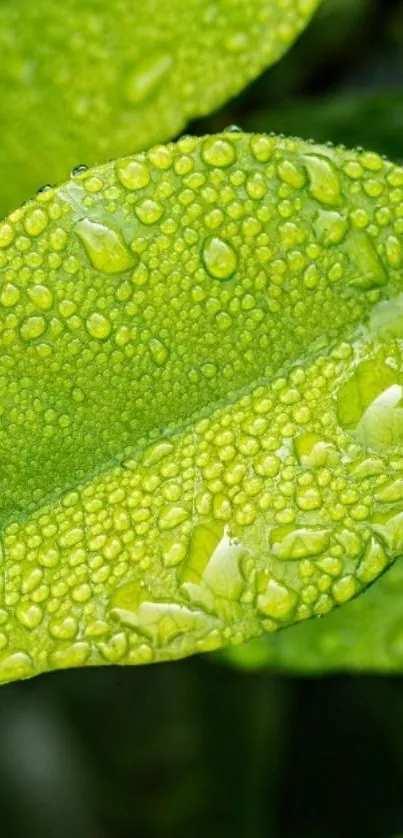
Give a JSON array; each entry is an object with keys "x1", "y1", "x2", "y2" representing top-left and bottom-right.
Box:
[{"x1": 0, "y1": 130, "x2": 402, "y2": 680}]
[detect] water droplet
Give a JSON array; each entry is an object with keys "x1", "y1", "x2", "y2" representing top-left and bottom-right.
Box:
[
  {"x1": 202, "y1": 236, "x2": 237, "y2": 280},
  {"x1": 126, "y1": 53, "x2": 173, "y2": 104},
  {"x1": 142, "y1": 441, "x2": 174, "y2": 467},
  {"x1": 345, "y1": 232, "x2": 387, "y2": 290},
  {"x1": 36, "y1": 184, "x2": 53, "y2": 195},
  {"x1": 314, "y1": 209, "x2": 348, "y2": 246},
  {"x1": 180, "y1": 521, "x2": 246, "y2": 609},
  {"x1": 27, "y1": 284, "x2": 53, "y2": 310},
  {"x1": 277, "y1": 159, "x2": 306, "y2": 189},
  {"x1": 303, "y1": 154, "x2": 342, "y2": 206},
  {"x1": 159, "y1": 505, "x2": 188, "y2": 531},
  {"x1": 71, "y1": 164, "x2": 88, "y2": 176},
  {"x1": 332, "y1": 575, "x2": 357, "y2": 604},
  {"x1": 225, "y1": 124, "x2": 242, "y2": 133},
  {"x1": 245, "y1": 172, "x2": 267, "y2": 200},
  {"x1": 202, "y1": 138, "x2": 236, "y2": 168},
  {"x1": 149, "y1": 337, "x2": 169, "y2": 366},
  {"x1": 20, "y1": 315, "x2": 46, "y2": 341},
  {"x1": 16, "y1": 602, "x2": 43, "y2": 630},
  {"x1": 385, "y1": 235, "x2": 403, "y2": 268},
  {"x1": 86, "y1": 311, "x2": 112, "y2": 340},
  {"x1": 98, "y1": 632, "x2": 128, "y2": 662},
  {"x1": 0, "y1": 222, "x2": 15, "y2": 248},
  {"x1": 337, "y1": 357, "x2": 403, "y2": 451},
  {"x1": 115, "y1": 158, "x2": 151, "y2": 191},
  {"x1": 257, "y1": 578, "x2": 297, "y2": 621},
  {"x1": 271, "y1": 525, "x2": 331, "y2": 560},
  {"x1": 0, "y1": 283, "x2": 20, "y2": 307},
  {"x1": 75, "y1": 218, "x2": 134, "y2": 274},
  {"x1": 0, "y1": 653, "x2": 34, "y2": 684},
  {"x1": 135, "y1": 199, "x2": 164, "y2": 225},
  {"x1": 357, "y1": 537, "x2": 388, "y2": 583},
  {"x1": 24, "y1": 207, "x2": 48, "y2": 237},
  {"x1": 49, "y1": 642, "x2": 90, "y2": 670}
]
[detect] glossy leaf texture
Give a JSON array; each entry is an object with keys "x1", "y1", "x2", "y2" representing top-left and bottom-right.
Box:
[
  {"x1": 0, "y1": 0, "x2": 321, "y2": 220},
  {"x1": 1, "y1": 131, "x2": 403, "y2": 684}
]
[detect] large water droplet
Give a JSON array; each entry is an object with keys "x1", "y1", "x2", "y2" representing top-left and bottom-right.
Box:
[
  {"x1": 314, "y1": 209, "x2": 348, "y2": 246},
  {"x1": 337, "y1": 357, "x2": 403, "y2": 451},
  {"x1": 202, "y1": 138, "x2": 236, "y2": 168},
  {"x1": 86, "y1": 311, "x2": 112, "y2": 340},
  {"x1": 20, "y1": 315, "x2": 46, "y2": 341},
  {"x1": 135, "y1": 199, "x2": 164, "y2": 225},
  {"x1": 345, "y1": 232, "x2": 387, "y2": 290},
  {"x1": 303, "y1": 154, "x2": 342, "y2": 206},
  {"x1": 180, "y1": 522, "x2": 246, "y2": 609},
  {"x1": 257, "y1": 578, "x2": 298, "y2": 621},
  {"x1": 75, "y1": 219, "x2": 134, "y2": 274},
  {"x1": 270, "y1": 525, "x2": 331, "y2": 560},
  {"x1": 202, "y1": 236, "x2": 238, "y2": 280},
  {"x1": 115, "y1": 158, "x2": 151, "y2": 191}
]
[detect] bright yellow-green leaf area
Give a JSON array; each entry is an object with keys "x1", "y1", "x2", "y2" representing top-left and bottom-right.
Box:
[
  {"x1": 0, "y1": 0, "x2": 320, "y2": 219},
  {"x1": 0, "y1": 131, "x2": 403, "y2": 684}
]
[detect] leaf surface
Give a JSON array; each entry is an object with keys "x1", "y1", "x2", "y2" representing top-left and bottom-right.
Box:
[
  {"x1": 0, "y1": 0, "x2": 320, "y2": 219},
  {"x1": 0, "y1": 131, "x2": 403, "y2": 683},
  {"x1": 219, "y1": 558, "x2": 403, "y2": 673}
]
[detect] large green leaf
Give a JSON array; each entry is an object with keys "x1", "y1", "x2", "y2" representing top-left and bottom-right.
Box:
[
  {"x1": 0, "y1": 0, "x2": 320, "y2": 219},
  {"x1": 1, "y1": 131, "x2": 403, "y2": 684}
]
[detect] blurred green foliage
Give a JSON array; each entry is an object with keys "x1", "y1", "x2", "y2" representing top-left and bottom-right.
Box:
[{"x1": 1, "y1": 0, "x2": 403, "y2": 836}]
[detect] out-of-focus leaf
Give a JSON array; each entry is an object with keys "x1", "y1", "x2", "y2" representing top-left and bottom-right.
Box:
[
  {"x1": 0, "y1": 132, "x2": 403, "y2": 683},
  {"x1": 0, "y1": 0, "x2": 321, "y2": 219},
  {"x1": 245, "y1": 92, "x2": 403, "y2": 162}
]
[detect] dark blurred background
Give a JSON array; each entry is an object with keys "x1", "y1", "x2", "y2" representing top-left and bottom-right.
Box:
[{"x1": 4, "y1": 1, "x2": 403, "y2": 836}]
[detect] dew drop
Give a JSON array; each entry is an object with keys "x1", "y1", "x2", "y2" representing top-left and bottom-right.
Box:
[
  {"x1": 148, "y1": 337, "x2": 169, "y2": 366},
  {"x1": 20, "y1": 315, "x2": 46, "y2": 341},
  {"x1": 345, "y1": 232, "x2": 387, "y2": 290},
  {"x1": 257, "y1": 578, "x2": 298, "y2": 621},
  {"x1": 202, "y1": 137, "x2": 236, "y2": 168},
  {"x1": 86, "y1": 311, "x2": 112, "y2": 340},
  {"x1": 71, "y1": 164, "x2": 88, "y2": 176},
  {"x1": 23, "y1": 207, "x2": 48, "y2": 237},
  {"x1": 337, "y1": 357, "x2": 403, "y2": 451},
  {"x1": 159, "y1": 505, "x2": 188, "y2": 531},
  {"x1": 135, "y1": 199, "x2": 164, "y2": 225},
  {"x1": 27, "y1": 284, "x2": 53, "y2": 310},
  {"x1": 180, "y1": 522, "x2": 246, "y2": 604},
  {"x1": 115, "y1": 158, "x2": 151, "y2": 191},
  {"x1": 0, "y1": 222, "x2": 15, "y2": 248},
  {"x1": 75, "y1": 218, "x2": 134, "y2": 274},
  {"x1": 0, "y1": 283, "x2": 20, "y2": 308},
  {"x1": 314, "y1": 209, "x2": 349, "y2": 246},
  {"x1": 303, "y1": 154, "x2": 342, "y2": 206},
  {"x1": 202, "y1": 236, "x2": 238, "y2": 280},
  {"x1": 271, "y1": 525, "x2": 331, "y2": 560}
]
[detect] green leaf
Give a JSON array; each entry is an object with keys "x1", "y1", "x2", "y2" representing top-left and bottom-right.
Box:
[
  {"x1": 0, "y1": 0, "x2": 321, "y2": 220},
  {"x1": 0, "y1": 131, "x2": 403, "y2": 684},
  {"x1": 218, "y1": 557, "x2": 403, "y2": 673}
]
